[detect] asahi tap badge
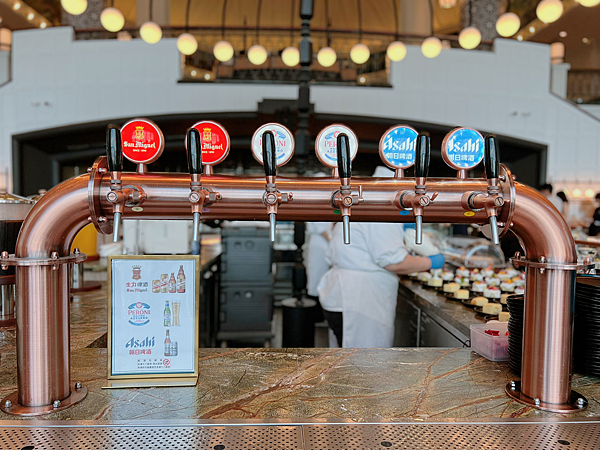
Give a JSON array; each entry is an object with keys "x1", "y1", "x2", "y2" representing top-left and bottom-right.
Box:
[
  {"x1": 188, "y1": 120, "x2": 230, "y2": 166},
  {"x1": 120, "y1": 119, "x2": 165, "y2": 164},
  {"x1": 251, "y1": 123, "x2": 295, "y2": 166},
  {"x1": 441, "y1": 127, "x2": 485, "y2": 171},
  {"x1": 379, "y1": 125, "x2": 418, "y2": 170},
  {"x1": 315, "y1": 124, "x2": 359, "y2": 169}
]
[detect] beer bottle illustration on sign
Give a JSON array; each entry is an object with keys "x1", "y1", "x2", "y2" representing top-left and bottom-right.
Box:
[
  {"x1": 169, "y1": 273, "x2": 176, "y2": 293},
  {"x1": 164, "y1": 330, "x2": 171, "y2": 356},
  {"x1": 177, "y1": 265, "x2": 186, "y2": 293},
  {"x1": 164, "y1": 300, "x2": 171, "y2": 327},
  {"x1": 160, "y1": 274, "x2": 168, "y2": 293}
]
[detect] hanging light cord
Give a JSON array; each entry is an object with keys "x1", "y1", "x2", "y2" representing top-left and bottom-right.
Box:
[
  {"x1": 428, "y1": 0, "x2": 434, "y2": 35},
  {"x1": 356, "y1": 0, "x2": 363, "y2": 42},
  {"x1": 392, "y1": 0, "x2": 399, "y2": 41},
  {"x1": 185, "y1": 0, "x2": 192, "y2": 32},
  {"x1": 256, "y1": 0, "x2": 262, "y2": 40},
  {"x1": 290, "y1": 0, "x2": 295, "y2": 44},
  {"x1": 221, "y1": 0, "x2": 228, "y2": 39},
  {"x1": 149, "y1": 0, "x2": 153, "y2": 22},
  {"x1": 325, "y1": 0, "x2": 330, "y2": 46},
  {"x1": 469, "y1": 0, "x2": 473, "y2": 27}
]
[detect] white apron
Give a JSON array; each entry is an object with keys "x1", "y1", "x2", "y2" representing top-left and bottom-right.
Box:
[{"x1": 318, "y1": 267, "x2": 399, "y2": 348}]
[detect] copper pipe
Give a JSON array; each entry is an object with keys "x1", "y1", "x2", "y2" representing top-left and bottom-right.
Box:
[{"x1": 11, "y1": 170, "x2": 578, "y2": 411}]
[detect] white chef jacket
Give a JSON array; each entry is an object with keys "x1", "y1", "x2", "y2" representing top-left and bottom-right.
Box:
[
  {"x1": 317, "y1": 222, "x2": 408, "y2": 348},
  {"x1": 304, "y1": 222, "x2": 332, "y2": 297}
]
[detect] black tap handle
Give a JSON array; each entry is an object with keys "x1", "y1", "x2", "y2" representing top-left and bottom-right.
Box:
[
  {"x1": 336, "y1": 133, "x2": 352, "y2": 179},
  {"x1": 106, "y1": 124, "x2": 123, "y2": 173},
  {"x1": 484, "y1": 135, "x2": 500, "y2": 180},
  {"x1": 415, "y1": 132, "x2": 430, "y2": 179},
  {"x1": 262, "y1": 131, "x2": 277, "y2": 177},
  {"x1": 186, "y1": 128, "x2": 203, "y2": 175}
]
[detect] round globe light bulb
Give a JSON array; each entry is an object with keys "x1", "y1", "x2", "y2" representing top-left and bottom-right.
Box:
[
  {"x1": 213, "y1": 40, "x2": 234, "y2": 62},
  {"x1": 496, "y1": 12, "x2": 521, "y2": 37},
  {"x1": 576, "y1": 0, "x2": 600, "y2": 6},
  {"x1": 572, "y1": 188, "x2": 582, "y2": 198},
  {"x1": 281, "y1": 46, "x2": 300, "y2": 67},
  {"x1": 317, "y1": 47, "x2": 337, "y2": 67},
  {"x1": 248, "y1": 44, "x2": 268, "y2": 65},
  {"x1": 140, "y1": 22, "x2": 162, "y2": 44},
  {"x1": 458, "y1": 27, "x2": 482, "y2": 50},
  {"x1": 421, "y1": 37, "x2": 442, "y2": 58},
  {"x1": 177, "y1": 33, "x2": 198, "y2": 55},
  {"x1": 61, "y1": 0, "x2": 87, "y2": 16},
  {"x1": 536, "y1": 0, "x2": 564, "y2": 24},
  {"x1": 438, "y1": 0, "x2": 458, "y2": 8},
  {"x1": 585, "y1": 188, "x2": 595, "y2": 198},
  {"x1": 350, "y1": 43, "x2": 370, "y2": 64},
  {"x1": 386, "y1": 41, "x2": 407, "y2": 62},
  {"x1": 100, "y1": 7, "x2": 125, "y2": 33}
]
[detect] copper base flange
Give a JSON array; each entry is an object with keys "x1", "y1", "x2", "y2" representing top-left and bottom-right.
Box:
[
  {"x1": 0, "y1": 383, "x2": 87, "y2": 416},
  {"x1": 505, "y1": 381, "x2": 587, "y2": 413}
]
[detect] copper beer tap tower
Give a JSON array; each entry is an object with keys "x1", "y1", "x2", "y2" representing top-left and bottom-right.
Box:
[{"x1": 0, "y1": 120, "x2": 590, "y2": 415}]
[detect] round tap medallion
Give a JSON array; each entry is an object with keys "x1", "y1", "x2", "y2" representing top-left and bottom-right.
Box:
[
  {"x1": 441, "y1": 127, "x2": 484, "y2": 170},
  {"x1": 120, "y1": 119, "x2": 165, "y2": 164},
  {"x1": 315, "y1": 124, "x2": 359, "y2": 168},
  {"x1": 379, "y1": 125, "x2": 418, "y2": 170},
  {"x1": 251, "y1": 123, "x2": 295, "y2": 167},
  {"x1": 189, "y1": 120, "x2": 230, "y2": 165}
]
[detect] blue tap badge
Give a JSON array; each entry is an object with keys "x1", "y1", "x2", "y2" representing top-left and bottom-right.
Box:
[
  {"x1": 442, "y1": 128, "x2": 484, "y2": 170},
  {"x1": 379, "y1": 126, "x2": 418, "y2": 169}
]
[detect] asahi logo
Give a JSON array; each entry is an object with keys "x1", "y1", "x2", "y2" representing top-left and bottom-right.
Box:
[
  {"x1": 125, "y1": 336, "x2": 155, "y2": 348},
  {"x1": 448, "y1": 136, "x2": 480, "y2": 153},
  {"x1": 383, "y1": 136, "x2": 414, "y2": 152},
  {"x1": 128, "y1": 302, "x2": 151, "y2": 326}
]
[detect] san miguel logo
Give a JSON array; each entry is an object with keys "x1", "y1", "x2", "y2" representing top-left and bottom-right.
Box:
[
  {"x1": 132, "y1": 265, "x2": 141, "y2": 280},
  {"x1": 124, "y1": 126, "x2": 157, "y2": 152},
  {"x1": 201, "y1": 127, "x2": 224, "y2": 151},
  {"x1": 128, "y1": 302, "x2": 151, "y2": 326}
]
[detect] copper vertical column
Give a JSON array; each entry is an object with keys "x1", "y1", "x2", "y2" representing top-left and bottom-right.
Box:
[{"x1": 16, "y1": 264, "x2": 71, "y2": 406}]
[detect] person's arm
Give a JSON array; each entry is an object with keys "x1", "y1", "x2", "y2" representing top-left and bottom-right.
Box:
[
  {"x1": 321, "y1": 231, "x2": 330, "y2": 241},
  {"x1": 384, "y1": 254, "x2": 432, "y2": 275}
]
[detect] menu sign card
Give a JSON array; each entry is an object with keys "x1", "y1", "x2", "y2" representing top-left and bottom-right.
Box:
[{"x1": 105, "y1": 255, "x2": 199, "y2": 388}]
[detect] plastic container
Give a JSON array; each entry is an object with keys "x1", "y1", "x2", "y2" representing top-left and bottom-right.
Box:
[{"x1": 470, "y1": 322, "x2": 509, "y2": 361}]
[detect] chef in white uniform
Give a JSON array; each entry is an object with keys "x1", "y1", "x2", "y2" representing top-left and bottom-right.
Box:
[
  {"x1": 317, "y1": 166, "x2": 444, "y2": 348},
  {"x1": 304, "y1": 222, "x2": 332, "y2": 298},
  {"x1": 317, "y1": 223, "x2": 444, "y2": 347}
]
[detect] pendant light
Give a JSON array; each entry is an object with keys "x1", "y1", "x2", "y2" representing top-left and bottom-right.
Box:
[
  {"x1": 536, "y1": 0, "x2": 564, "y2": 24},
  {"x1": 140, "y1": 0, "x2": 162, "y2": 44},
  {"x1": 421, "y1": 1, "x2": 442, "y2": 58},
  {"x1": 281, "y1": 0, "x2": 299, "y2": 67},
  {"x1": 177, "y1": 0, "x2": 198, "y2": 55},
  {"x1": 438, "y1": 0, "x2": 458, "y2": 8},
  {"x1": 214, "y1": 0, "x2": 234, "y2": 62},
  {"x1": 317, "y1": 2, "x2": 337, "y2": 67},
  {"x1": 61, "y1": 0, "x2": 87, "y2": 16},
  {"x1": 496, "y1": 12, "x2": 520, "y2": 37},
  {"x1": 350, "y1": 0, "x2": 370, "y2": 64},
  {"x1": 386, "y1": 0, "x2": 406, "y2": 62},
  {"x1": 100, "y1": 1, "x2": 125, "y2": 33},
  {"x1": 458, "y1": 1, "x2": 481, "y2": 50},
  {"x1": 576, "y1": 0, "x2": 600, "y2": 6},
  {"x1": 248, "y1": 0, "x2": 268, "y2": 65}
]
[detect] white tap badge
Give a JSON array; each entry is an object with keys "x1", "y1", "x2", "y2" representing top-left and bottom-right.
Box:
[
  {"x1": 315, "y1": 124, "x2": 359, "y2": 168},
  {"x1": 251, "y1": 123, "x2": 295, "y2": 167},
  {"x1": 441, "y1": 127, "x2": 484, "y2": 170},
  {"x1": 379, "y1": 125, "x2": 418, "y2": 170}
]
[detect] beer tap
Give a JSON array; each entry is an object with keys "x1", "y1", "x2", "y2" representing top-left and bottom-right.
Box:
[
  {"x1": 261, "y1": 131, "x2": 292, "y2": 242},
  {"x1": 186, "y1": 127, "x2": 221, "y2": 253},
  {"x1": 463, "y1": 135, "x2": 504, "y2": 245},
  {"x1": 105, "y1": 124, "x2": 125, "y2": 243},
  {"x1": 397, "y1": 132, "x2": 438, "y2": 245},
  {"x1": 331, "y1": 133, "x2": 363, "y2": 244}
]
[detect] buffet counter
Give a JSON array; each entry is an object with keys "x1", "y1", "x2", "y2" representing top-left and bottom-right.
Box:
[{"x1": 395, "y1": 278, "x2": 483, "y2": 347}]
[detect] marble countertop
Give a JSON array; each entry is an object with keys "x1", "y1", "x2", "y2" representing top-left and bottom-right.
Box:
[
  {"x1": 398, "y1": 279, "x2": 483, "y2": 338},
  {"x1": 0, "y1": 247, "x2": 599, "y2": 422}
]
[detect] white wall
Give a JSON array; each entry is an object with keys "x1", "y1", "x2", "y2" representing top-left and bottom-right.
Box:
[{"x1": 1, "y1": 27, "x2": 599, "y2": 191}]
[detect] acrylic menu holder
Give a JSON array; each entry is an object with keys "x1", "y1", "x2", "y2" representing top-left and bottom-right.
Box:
[{"x1": 103, "y1": 255, "x2": 200, "y2": 389}]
